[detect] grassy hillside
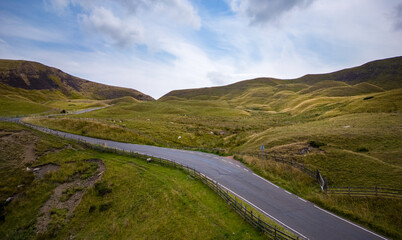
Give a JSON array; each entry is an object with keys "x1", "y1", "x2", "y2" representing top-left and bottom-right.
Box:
[
  {"x1": 23, "y1": 56, "x2": 402, "y2": 238},
  {"x1": 0, "y1": 60, "x2": 153, "y2": 101},
  {"x1": 0, "y1": 59, "x2": 154, "y2": 117},
  {"x1": 161, "y1": 56, "x2": 401, "y2": 102},
  {"x1": 26, "y1": 88, "x2": 402, "y2": 185},
  {"x1": 0, "y1": 121, "x2": 267, "y2": 239}
]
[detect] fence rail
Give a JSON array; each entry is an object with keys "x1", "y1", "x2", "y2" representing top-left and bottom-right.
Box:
[
  {"x1": 85, "y1": 147, "x2": 300, "y2": 239},
  {"x1": 6, "y1": 119, "x2": 301, "y2": 240},
  {"x1": 328, "y1": 186, "x2": 402, "y2": 197}
]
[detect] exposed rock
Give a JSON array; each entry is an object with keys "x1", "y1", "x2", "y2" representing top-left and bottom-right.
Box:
[
  {"x1": 298, "y1": 147, "x2": 311, "y2": 155},
  {"x1": 36, "y1": 159, "x2": 105, "y2": 234},
  {"x1": 5, "y1": 197, "x2": 13, "y2": 205},
  {"x1": 33, "y1": 163, "x2": 60, "y2": 179}
]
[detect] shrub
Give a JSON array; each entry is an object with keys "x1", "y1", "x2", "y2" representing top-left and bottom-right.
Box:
[
  {"x1": 99, "y1": 202, "x2": 112, "y2": 212},
  {"x1": 89, "y1": 205, "x2": 96, "y2": 213},
  {"x1": 356, "y1": 147, "x2": 369, "y2": 152},
  {"x1": 309, "y1": 140, "x2": 326, "y2": 148},
  {"x1": 94, "y1": 182, "x2": 112, "y2": 197}
]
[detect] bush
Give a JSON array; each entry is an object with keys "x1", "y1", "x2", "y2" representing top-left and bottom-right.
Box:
[
  {"x1": 94, "y1": 182, "x2": 112, "y2": 197},
  {"x1": 309, "y1": 140, "x2": 326, "y2": 148},
  {"x1": 89, "y1": 205, "x2": 96, "y2": 213},
  {"x1": 99, "y1": 202, "x2": 112, "y2": 212},
  {"x1": 356, "y1": 147, "x2": 369, "y2": 152}
]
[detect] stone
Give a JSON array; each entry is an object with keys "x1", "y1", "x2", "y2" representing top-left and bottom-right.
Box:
[{"x1": 5, "y1": 197, "x2": 13, "y2": 204}]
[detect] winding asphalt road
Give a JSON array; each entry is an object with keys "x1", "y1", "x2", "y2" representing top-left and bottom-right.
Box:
[{"x1": 6, "y1": 117, "x2": 387, "y2": 240}]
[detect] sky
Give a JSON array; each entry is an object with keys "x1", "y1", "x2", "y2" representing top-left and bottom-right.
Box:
[{"x1": 0, "y1": 0, "x2": 402, "y2": 99}]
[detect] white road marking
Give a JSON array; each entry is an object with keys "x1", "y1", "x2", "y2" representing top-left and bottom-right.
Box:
[
  {"x1": 236, "y1": 165, "x2": 241, "y2": 168},
  {"x1": 284, "y1": 190, "x2": 292, "y2": 195},
  {"x1": 252, "y1": 173, "x2": 280, "y2": 189},
  {"x1": 219, "y1": 183, "x2": 308, "y2": 240},
  {"x1": 243, "y1": 168, "x2": 249, "y2": 172},
  {"x1": 298, "y1": 197, "x2": 307, "y2": 203},
  {"x1": 313, "y1": 205, "x2": 387, "y2": 240}
]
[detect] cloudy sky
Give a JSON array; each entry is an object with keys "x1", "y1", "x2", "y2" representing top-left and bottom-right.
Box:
[{"x1": 1, "y1": 0, "x2": 401, "y2": 98}]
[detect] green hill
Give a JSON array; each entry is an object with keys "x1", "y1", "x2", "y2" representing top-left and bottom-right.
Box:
[
  {"x1": 15, "y1": 56, "x2": 402, "y2": 238},
  {"x1": 161, "y1": 56, "x2": 401, "y2": 102},
  {"x1": 0, "y1": 60, "x2": 153, "y2": 101},
  {"x1": 0, "y1": 60, "x2": 154, "y2": 116}
]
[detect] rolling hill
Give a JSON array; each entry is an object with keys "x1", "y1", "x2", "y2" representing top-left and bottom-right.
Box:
[
  {"x1": 9, "y1": 56, "x2": 402, "y2": 238},
  {"x1": 0, "y1": 59, "x2": 153, "y2": 101},
  {"x1": 160, "y1": 56, "x2": 401, "y2": 102}
]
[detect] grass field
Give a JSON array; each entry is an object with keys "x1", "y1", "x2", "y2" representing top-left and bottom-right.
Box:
[
  {"x1": 0, "y1": 122, "x2": 267, "y2": 239},
  {"x1": 23, "y1": 83, "x2": 402, "y2": 238},
  {"x1": 3, "y1": 57, "x2": 402, "y2": 238}
]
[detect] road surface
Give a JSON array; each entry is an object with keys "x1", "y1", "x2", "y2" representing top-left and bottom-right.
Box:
[{"x1": 7, "y1": 119, "x2": 387, "y2": 240}]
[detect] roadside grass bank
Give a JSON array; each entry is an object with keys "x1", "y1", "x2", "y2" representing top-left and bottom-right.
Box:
[
  {"x1": 235, "y1": 155, "x2": 402, "y2": 239},
  {"x1": 0, "y1": 121, "x2": 267, "y2": 240}
]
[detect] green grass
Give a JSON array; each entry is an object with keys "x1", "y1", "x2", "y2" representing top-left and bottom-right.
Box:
[
  {"x1": 23, "y1": 85, "x2": 402, "y2": 238},
  {"x1": 236, "y1": 155, "x2": 402, "y2": 239},
  {"x1": 55, "y1": 154, "x2": 265, "y2": 240},
  {"x1": 0, "y1": 83, "x2": 115, "y2": 117},
  {"x1": 3, "y1": 57, "x2": 401, "y2": 238},
  {"x1": 0, "y1": 95, "x2": 52, "y2": 117},
  {"x1": 0, "y1": 122, "x2": 267, "y2": 239}
]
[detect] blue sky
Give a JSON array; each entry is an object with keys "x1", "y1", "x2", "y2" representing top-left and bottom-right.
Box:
[{"x1": 1, "y1": 0, "x2": 402, "y2": 98}]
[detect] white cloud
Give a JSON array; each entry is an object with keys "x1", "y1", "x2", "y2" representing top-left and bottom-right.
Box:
[
  {"x1": 394, "y1": 3, "x2": 402, "y2": 30},
  {"x1": 115, "y1": 0, "x2": 201, "y2": 29},
  {"x1": 230, "y1": 0, "x2": 314, "y2": 24},
  {"x1": 47, "y1": 0, "x2": 201, "y2": 49},
  {"x1": 0, "y1": 38, "x2": 7, "y2": 45},
  {"x1": 2, "y1": 0, "x2": 402, "y2": 99},
  {"x1": 80, "y1": 7, "x2": 144, "y2": 48},
  {"x1": 44, "y1": 0, "x2": 70, "y2": 13}
]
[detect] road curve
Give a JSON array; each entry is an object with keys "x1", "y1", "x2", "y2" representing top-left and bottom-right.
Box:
[{"x1": 13, "y1": 120, "x2": 387, "y2": 240}]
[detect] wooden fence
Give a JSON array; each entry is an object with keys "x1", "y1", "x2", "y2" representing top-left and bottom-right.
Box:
[
  {"x1": 9, "y1": 119, "x2": 402, "y2": 200},
  {"x1": 155, "y1": 158, "x2": 300, "y2": 240},
  {"x1": 85, "y1": 145, "x2": 301, "y2": 240},
  {"x1": 10, "y1": 120, "x2": 302, "y2": 240},
  {"x1": 327, "y1": 186, "x2": 402, "y2": 197}
]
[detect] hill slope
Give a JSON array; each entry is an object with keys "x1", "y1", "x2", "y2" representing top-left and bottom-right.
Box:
[
  {"x1": 0, "y1": 60, "x2": 154, "y2": 101},
  {"x1": 21, "y1": 56, "x2": 402, "y2": 238},
  {"x1": 161, "y1": 56, "x2": 401, "y2": 102}
]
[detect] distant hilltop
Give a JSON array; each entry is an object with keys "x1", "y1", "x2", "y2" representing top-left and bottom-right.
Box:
[
  {"x1": 161, "y1": 56, "x2": 402, "y2": 101},
  {"x1": 0, "y1": 59, "x2": 154, "y2": 101}
]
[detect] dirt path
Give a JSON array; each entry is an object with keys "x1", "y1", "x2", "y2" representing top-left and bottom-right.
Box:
[
  {"x1": 0, "y1": 129, "x2": 39, "y2": 165},
  {"x1": 36, "y1": 159, "x2": 106, "y2": 233}
]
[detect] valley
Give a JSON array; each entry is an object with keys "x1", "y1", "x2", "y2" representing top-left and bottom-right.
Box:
[{"x1": 0, "y1": 57, "x2": 401, "y2": 239}]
